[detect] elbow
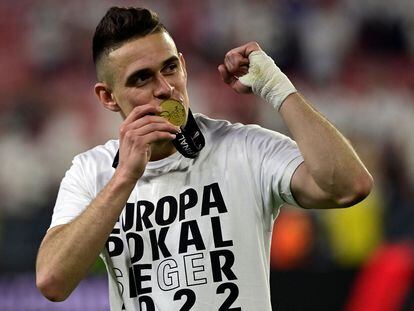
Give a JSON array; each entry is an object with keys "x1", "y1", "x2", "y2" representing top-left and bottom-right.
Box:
[
  {"x1": 36, "y1": 270, "x2": 70, "y2": 302},
  {"x1": 336, "y1": 172, "x2": 374, "y2": 207}
]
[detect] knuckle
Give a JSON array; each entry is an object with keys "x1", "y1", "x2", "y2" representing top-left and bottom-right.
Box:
[
  {"x1": 230, "y1": 50, "x2": 239, "y2": 57},
  {"x1": 124, "y1": 130, "x2": 134, "y2": 139},
  {"x1": 225, "y1": 50, "x2": 234, "y2": 59}
]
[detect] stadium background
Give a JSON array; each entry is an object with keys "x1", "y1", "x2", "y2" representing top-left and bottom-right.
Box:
[{"x1": 0, "y1": 0, "x2": 413, "y2": 310}]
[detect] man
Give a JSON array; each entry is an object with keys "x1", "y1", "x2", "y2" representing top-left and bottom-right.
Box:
[{"x1": 36, "y1": 7, "x2": 373, "y2": 311}]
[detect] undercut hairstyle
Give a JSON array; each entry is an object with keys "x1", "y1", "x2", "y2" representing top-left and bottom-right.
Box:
[{"x1": 92, "y1": 7, "x2": 168, "y2": 81}]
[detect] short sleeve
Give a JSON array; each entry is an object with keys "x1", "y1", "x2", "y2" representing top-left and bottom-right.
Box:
[
  {"x1": 279, "y1": 156, "x2": 304, "y2": 206},
  {"x1": 49, "y1": 155, "x2": 94, "y2": 229},
  {"x1": 245, "y1": 126, "x2": 304, "y2": 214}
]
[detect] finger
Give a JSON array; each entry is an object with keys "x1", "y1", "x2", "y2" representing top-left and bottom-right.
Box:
[
  {"x1": 125, "y1": 114, "x2": 177, "y2": 129},
  {"x1": 144, "y1": 131, "x2": 177, "y2": 143},
  {"x1": 218, "y1": 64, "x2": 251, "y2": 93},
  {"x1": 124, "y1": 104, "x2": 162, "y2": 125},
  {"x1": 231, "y1": 80, "x2": 251, "y2": 94},
  {"x1": 121, "y1": 116, "x2": 179, "y2": 138},
  {"x1": 132, "y1": 122, "x2": 180, "y2": 137},
  {"x1": 225, "y1": 52, "x2": 249, "y2": 67},
  {"x1": 218, "y1": 64, "x2": 237, "y2": 85},
  {"x1": 127, "y1": 129, "x2": 176, "y2": 144},
  {"x1": 225, "y1": 53, "x2": 249, "y2": 75},
  {"x1": 226, "y1": 41, "x2": 262, "y2": 59},
  {"x1": 121, "y1": 110, "x2": 179, "y2": 133},
  {"x1": 237, "y1": 65, "x2": 249, "y2": 76}
]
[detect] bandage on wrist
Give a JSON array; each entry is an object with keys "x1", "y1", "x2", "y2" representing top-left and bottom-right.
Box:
[{"x1": 239, "y1": 50, "x2": 297, "y2": 110}]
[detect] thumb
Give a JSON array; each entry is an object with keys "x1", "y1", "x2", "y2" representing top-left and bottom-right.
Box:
[
  {"x1": 218, "y1": 64, "x2": 236, "y2": 85},
  {"x1": 218, "y1": 64, "x2": 251, "y2": 93}
]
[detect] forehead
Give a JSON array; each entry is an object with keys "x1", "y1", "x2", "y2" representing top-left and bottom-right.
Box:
[{"x1": 108, "y1": 32, "x2": 178, "y2": 80}]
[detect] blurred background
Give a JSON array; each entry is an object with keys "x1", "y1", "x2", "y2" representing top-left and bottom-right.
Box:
[{"x1": 0, "y1": 0, "x2": 413, "y2": 310}]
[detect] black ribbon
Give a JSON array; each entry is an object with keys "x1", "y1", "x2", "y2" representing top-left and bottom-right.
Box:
[{"x1": 172, "y1": 109, "x2": 205, "y2": 158}]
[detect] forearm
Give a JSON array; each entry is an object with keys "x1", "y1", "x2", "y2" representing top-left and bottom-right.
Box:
[
  {"x1": 280, "y1": 93, "x2": 372, "y2": 202},
  {"x1": 36, "y1": 171, "x2": 136, "y2": 301}
]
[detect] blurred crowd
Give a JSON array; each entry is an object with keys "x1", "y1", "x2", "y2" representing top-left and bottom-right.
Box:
[{"x1": 0, "y1": 0, "x2": 413, "y2": 310}]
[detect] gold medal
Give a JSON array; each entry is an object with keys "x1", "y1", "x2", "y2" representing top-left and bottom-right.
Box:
[{"x1": 159, "y1": 99, "x2": 186, "y2": 127}]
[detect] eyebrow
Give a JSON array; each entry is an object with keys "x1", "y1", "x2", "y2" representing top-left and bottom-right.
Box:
[{"x1": 124, "y1": 55, "x2": 180, "y2": 86}]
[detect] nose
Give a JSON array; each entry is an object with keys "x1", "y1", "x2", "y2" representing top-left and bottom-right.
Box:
[{"x1": 153, "y1": 74, "x2": 173, "y2": 100}]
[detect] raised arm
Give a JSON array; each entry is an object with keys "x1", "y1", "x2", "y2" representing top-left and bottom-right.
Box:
[
  {"x1": 278, "y1": 93, "x2": 373, "y2": 208},
  {"x1": 218, "y1": 42, "x2": 373, "y2": 209},
  {"x1": 36, "y1": 105, "x2": 179, "y2": 301}
]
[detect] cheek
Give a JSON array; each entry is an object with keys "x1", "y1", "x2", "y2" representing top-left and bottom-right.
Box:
[
  {"x1": 181, "y1": 88, "x2": 190, "y2": 115},
  {"x1": 175, "y1": 75, "x2": 188, "y2": 96},
  {"x1": 115, "y1": 94, "x2": 138, "y2": 117},
  {"x1": 174, "y1": 78, "x2": 187, "y2": 96},
  {"x1": 120, "y1": 90, "x2": 152, "y2": 107},
  {"x1": 117, "y1": 102, "x2": 134, "y2": 118}
]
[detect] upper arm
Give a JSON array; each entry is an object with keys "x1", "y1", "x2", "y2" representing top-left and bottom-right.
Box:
[
  {"x1": 51, "y1": 155, "x2": 94, "y2": 228},
  {"x1": 290, "y1": 162, "x2": 340, "y2": 209}
]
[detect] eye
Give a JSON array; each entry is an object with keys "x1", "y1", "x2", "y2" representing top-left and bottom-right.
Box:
[
  {"x1": 163, "y1": 62, "x2": 178, "y2": 74},
  {"x1": 125, "y1": 69, "x2": 154, "y2": 88},
  {"x1": 134, "y1": 73, "x2": 152, "y2": 86}
]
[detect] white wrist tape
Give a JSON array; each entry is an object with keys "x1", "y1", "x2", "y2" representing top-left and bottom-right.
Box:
[{"x1": 239, "y1": 50, "x2": 297, "y2": 110}]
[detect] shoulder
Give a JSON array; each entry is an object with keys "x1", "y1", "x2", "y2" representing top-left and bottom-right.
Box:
[
  {"x1": 194, "y1": 113, "x2": 255, "y2": 138},
  {"x1": 194, "y1": 113, "x2": 236, "y2": 131},
  {"x1": 194, "y1": 113, "x2": 290, "y2": 143},
  {"x1": 72, "y1": 139, "x2": 119, "y2": 171},
  {"x1": 58, "y1": 140, "x2": 118, "y2": 197}
]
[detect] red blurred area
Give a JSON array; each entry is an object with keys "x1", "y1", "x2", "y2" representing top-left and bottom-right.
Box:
[
  {"x1": 345, "y1": 243, "x2": 414, "y2": 311},
  {"x1": 270, "y1": 208, "x2": 314, "y2": 270}
]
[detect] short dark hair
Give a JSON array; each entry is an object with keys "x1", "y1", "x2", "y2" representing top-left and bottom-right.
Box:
[{"x1": 92, "y1": 7, "x2": 167, "y2": 64}]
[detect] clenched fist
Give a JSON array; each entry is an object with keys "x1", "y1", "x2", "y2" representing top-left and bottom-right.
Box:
[{"x1": 218, "y1": 42, "x2": 297, "y2": 110}]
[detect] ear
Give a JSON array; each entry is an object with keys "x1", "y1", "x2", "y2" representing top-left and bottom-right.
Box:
[
  {"x1": 94, "y1": 83, "x2": 121, "y2": 112},
  {"x1": 179, "y1": 52, "x2": 187, "y2": 79}
]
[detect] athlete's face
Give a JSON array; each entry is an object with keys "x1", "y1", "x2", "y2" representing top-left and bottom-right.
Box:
[{"x1": 97, "y1": 32, "x2": 189, "y2": 119}]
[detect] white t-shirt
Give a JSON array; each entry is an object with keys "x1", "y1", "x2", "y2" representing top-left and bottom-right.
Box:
[{"x1": 50, "y1": 114, "x2": 304, "y2": 311}]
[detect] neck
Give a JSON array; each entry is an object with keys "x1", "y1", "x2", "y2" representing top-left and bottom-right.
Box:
[{"x1": 149, "y1": 141, "x2": 177, "y2": 161}]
